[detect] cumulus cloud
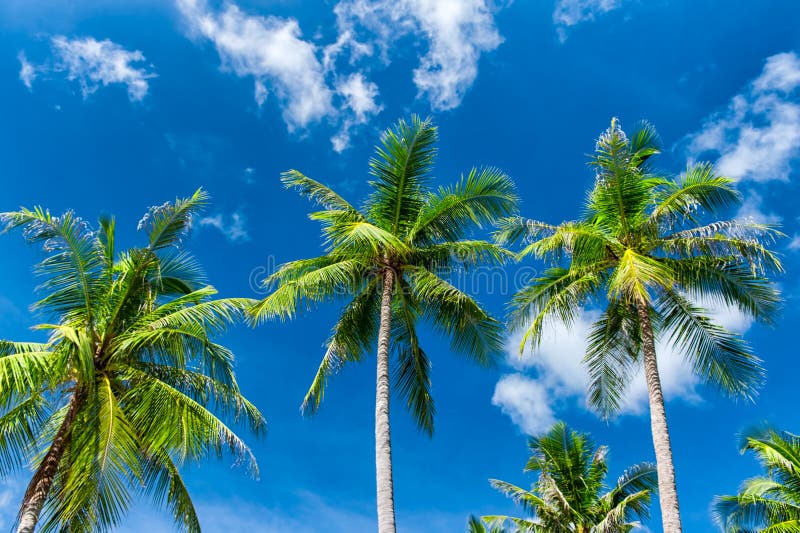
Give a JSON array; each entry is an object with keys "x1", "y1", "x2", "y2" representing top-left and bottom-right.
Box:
[
  {"x1": 330, "y1": 0, "x2": 504, "y2": 110},
  {"x1": 177, "y1": 0, "x2": 332, "y2": 130},
  {"x1": 199, "y1": 211, "x2": 249, "y2": 243},
  {"x1": 492, "y1": 302, "x2": 752, "y2": 434},
  {"x1": 18, "y1": 36, "x2": 154, "y2": 101},
  {"x1": 553, "y1": 0, "x2": 624, "y2": 40},
  {"x1": 331, "y1": 73, "x2": 382, "y2": 152},
  {"x1": 687, "y1": 52, "x2": 800, "y2": 183}
]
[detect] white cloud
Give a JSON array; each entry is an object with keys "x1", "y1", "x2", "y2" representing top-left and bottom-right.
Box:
[
  {"x1": 493, "y1": 302, "x2": 753, "y2": 434},
  {"x1": 553, "y1": 0, "x2": 624, "y2": 41},
  {"x1": 18, "y1": 37, "x2": 154, "y2": 101},
  {"x1": 492, "y1": 374, "x2": 557, "y2": 436},
  {"x1": 789, "y1": 235, "x2": 800, "y2": 251},
  {"x1": 177, "y1": 0, "x2": 332, "y2": 131},
  {"x1": 18, "y1": 51, "x2": 36, "y2": 89},
  {"x1": 331, "y1": 73, "x2": 382, "y2": 152},
  {"x1": 199, "y1": 211, "x2": 249, "y2": 243},
  {"x1": 330, "y1": 0, "x2": 504, "y2": 110},
  {"x1": 553, "y1": 0, "x2": 623, "y2": 26},
  {"x1": 687, "y1": 52, "x2": 800, "y2": 183}
]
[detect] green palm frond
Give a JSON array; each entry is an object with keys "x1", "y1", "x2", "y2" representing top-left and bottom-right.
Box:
[
  {"x1": 139, "y1": 188, "x2": 209, "y2": 251},
  {"x1": 367, "y1": 115, "x2": 437, "y2": 235},
  {"x1": 714, "y1": 427, "x2": 800, "y2": 532}
]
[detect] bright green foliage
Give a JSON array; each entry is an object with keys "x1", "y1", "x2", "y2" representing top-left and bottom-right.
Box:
[
  {"x1": 496, "y1": 118, "x2": 782, "y2": 417},
  {"x1": 252, "y1": 115, "x2": 518, "y2": 433},
  {"x1": 0, "y1": 189, "x2": 265, "y2": 532},
  {"x1": 482, "y1": 422, "x2": 657, "y2": 532},
  {"x1": 468, "y1": 514, "x2": 507, "y2": 533},
  {"x1": 714, "y1": 427, "x2": 800, "y2": 532}
]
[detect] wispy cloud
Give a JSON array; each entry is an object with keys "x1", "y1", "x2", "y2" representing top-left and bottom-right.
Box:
[
  {"x1": 330, "y1": 0, "x2": 504, "y2": 111},
  {"x1": 199, "y1": 211, "x2": 250, "y2": 243},
  {"x1": 493, "y1": 303, "x2": 752, "y2": 435},
  {"x1": 687, "y1": 52, "x2": 800, "y2": 183},
  {"x1": 18, "y1": 36, "x2": 155, "y2": 101},
  {"x1": 553, "y1": 0, "x2": 625, "y2": 41},
  {"x1": 331, "y1": 73, "x2": 382, "y2": 152}
]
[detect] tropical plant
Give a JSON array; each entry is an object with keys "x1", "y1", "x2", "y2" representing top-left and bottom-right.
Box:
[
  {"x1": 714, "y1": 426, "x2": 800, "y2": 532},
  {"x1": 483, "y1": 422, "x2": 657, "y2": 532},
  {"x1": 251, "y1": 115, "x2": 517, "y2": 532},
  {"x1": 0, "y1": 189, "x2": 265, "y2": 533},
  {"x1": 496, "y1": 118, "x2": 782, "y2": 532},
  {"x1": 468, "y1": 514, "x2": 507, "y2": 533}
]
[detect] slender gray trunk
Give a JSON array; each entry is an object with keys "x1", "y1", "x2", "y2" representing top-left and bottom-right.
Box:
[
  {"x1": 375, "y1": 268, "x2": 396, "y2": 533},
  {"x1": 16, "y1": 390, "x2": 82, "y2": 533},
  {"x1": 636, "y1": 301, "x2": 682, "y2": 533}
]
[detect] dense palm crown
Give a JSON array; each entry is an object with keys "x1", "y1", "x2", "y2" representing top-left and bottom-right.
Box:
[
  {"x1": 252, "y1": 116, "x2": 517, "y2": 432},
  {"x1": 714, "y1": 427, "x2": 800, "y2": 532},
  {"x1": 482, "y1": 422, "x2": 657, "y2": 532},
  {"x1": 497, "y1": 119, "x2": 781, "y2": 530},
  {"x1": 0, "y1": 190, "x2": 265, "y2": 532}
]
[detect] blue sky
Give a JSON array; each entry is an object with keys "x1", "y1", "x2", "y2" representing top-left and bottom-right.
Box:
[{"x1": 1, "y1": 0, "x2": 799, "y2": 531}]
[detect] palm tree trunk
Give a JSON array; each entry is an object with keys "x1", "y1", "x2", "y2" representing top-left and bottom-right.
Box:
[
  {"x1": 16, "y1": 390, "x2": 83, "y2": 533},
  {"x1": 635, "y1": 300, "x2": 682, "y2": 533},
  {"x1": 375, "y1": 268, "x2": 397, "y2": 533}
]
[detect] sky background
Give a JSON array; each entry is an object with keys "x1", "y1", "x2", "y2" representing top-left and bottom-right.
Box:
[{"x1": 1, "y1": 0, "x2": 799, "y2": 531}]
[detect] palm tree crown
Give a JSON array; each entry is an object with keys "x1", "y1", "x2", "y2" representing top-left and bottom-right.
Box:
[
  {"x1": 483, "y1": 422, "x2": 657, "y2": 532},
  {"x1": 714, "y1": 426, "x2": 800, "y2": 532},
  {"x1": 0, "y1": 190, "x2": 265, "y2": 532},
  {"x1": 252, "y1": 116, "x2": 518, "y2": 531},
  {"x1": 496, "y1": 118, "x2": 782, "y2": 531}
]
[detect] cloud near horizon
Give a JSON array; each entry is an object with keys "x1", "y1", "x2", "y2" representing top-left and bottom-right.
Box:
[{"x1": 493, "y1": 303, "x2": 752, "y2": 435}]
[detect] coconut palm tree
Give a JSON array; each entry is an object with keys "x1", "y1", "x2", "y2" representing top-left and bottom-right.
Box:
[
  {"x1": 713, "y1": 426, "x2": 800, "y2": 532},
  {"x1": 251, "y1": 116, "x2": 517, "y2": 532},
  {"x1": 496, "y1": 119, "x2": 782, "y2": 532},
  {"x1": 483, "y1": 422, "x2": 657, "y2": 532},
  {"x1": 0, "y1": 189, "x2": 265, "y2": 533}
]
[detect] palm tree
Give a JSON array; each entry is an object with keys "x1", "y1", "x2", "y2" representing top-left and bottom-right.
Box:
[
  {"x1": 251, "y1": 116, "x2": 517, "y2": 532},
  {"x1": 496, "y1": 119, "x2": 782, "y2": 532},
  {"x1": 483, "y1": 422, "x2": 657, "y2": 532},
  {"x1": 0, "y1": 189, "x2": 265, "y2": 532},
  {"x1": 714, "y1": 426, "x2": 800, "y2": 531}
]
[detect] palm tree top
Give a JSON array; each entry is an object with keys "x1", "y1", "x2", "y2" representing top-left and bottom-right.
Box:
[
  {"x1": 251, "y1": 115, "x2": 519, "y2": 434},
  {"x1": 0, "y1": 189, "x2": 265, "y2": 532},
  {"x1": 483, "y1": 422, "x2": 656, "y2": 532},
  {"x1": 496, "y1": 118, "x2": 783, "y2": 417}
]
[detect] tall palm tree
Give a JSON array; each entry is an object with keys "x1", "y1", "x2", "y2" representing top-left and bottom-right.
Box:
[
  {"x1": 482, "y1": 422, "x2": 657, "y2": 532},
  {"x1": 496, "y1": 119, "x2": 782, "y2": 532},
  {"x1": 0, "y1": 190, "x2": 265, "y2": 532},
  {"x1": 714, "y1": 426, "x2": 800, "y2": 532},
  {"x1": 251, "y1": 116, "x2": 517, "y2": 532}
]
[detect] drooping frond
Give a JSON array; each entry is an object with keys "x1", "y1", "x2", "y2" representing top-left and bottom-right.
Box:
[
  {"x1": 658, "y1": 290, "x2": 764, "y2": 400},
  {"x1": 405, "y1": 267, "x2": 503, "y2": 366},
  {"x1": 651, "y1": 162, "x2": 741, "y2": 224},
  {"x1": 391, "y1": 279, "x2": 434, "y2": 434},
  {"x1": 301, "y1": 280, "x2": 381, "y2": 416}
]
